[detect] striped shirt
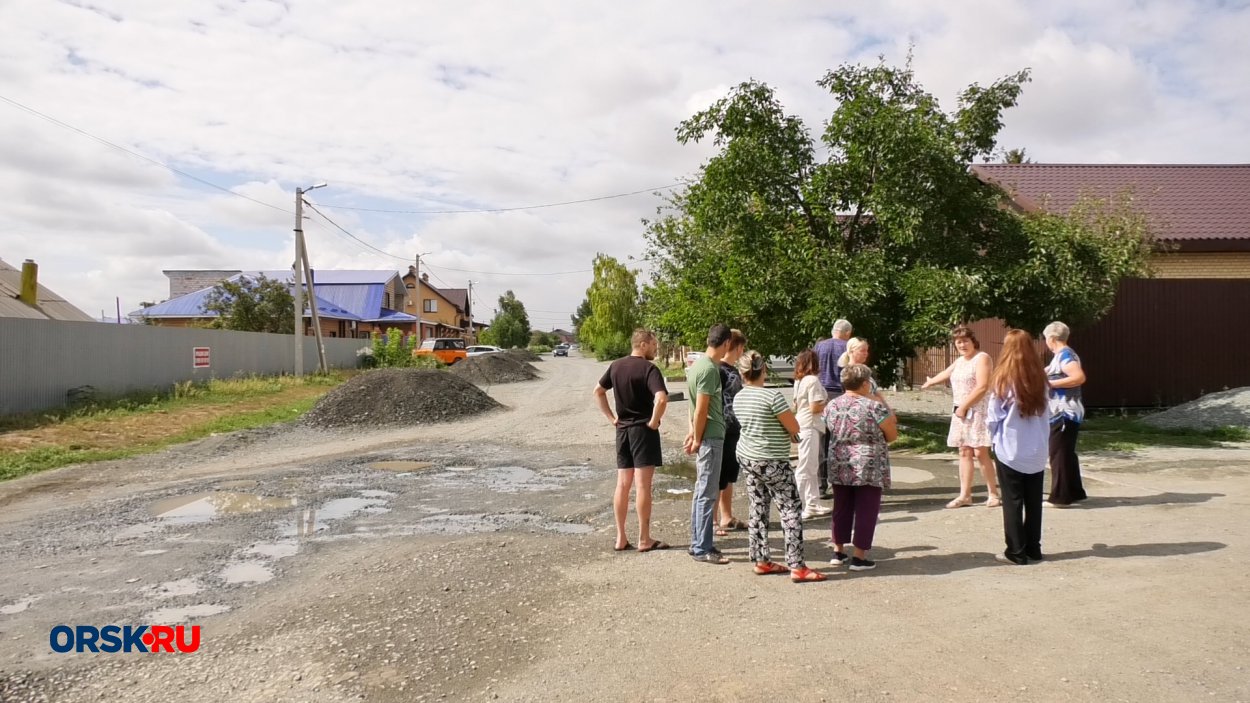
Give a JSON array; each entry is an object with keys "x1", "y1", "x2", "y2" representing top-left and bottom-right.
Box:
[{"x1": 732, "y1": 386, "x2": 792, "y2": 461}]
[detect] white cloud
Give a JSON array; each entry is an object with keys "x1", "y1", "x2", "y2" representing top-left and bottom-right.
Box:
[{"x1": 0, "y1": 0, "x2": 1247, "y2": 323}]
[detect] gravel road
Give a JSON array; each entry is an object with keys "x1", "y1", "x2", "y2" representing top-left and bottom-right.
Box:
[{"x1": 1, "y1": 352, "x2": 1248, "y2": 702}]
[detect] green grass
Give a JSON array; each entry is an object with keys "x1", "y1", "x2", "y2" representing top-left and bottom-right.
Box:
[
  {"x1": 891, "y1": 412, "x2": 1250, "y2": 455},
  {"x1": 0, "y1": 373, "x2": 347, "y2": 481},
  {"x1": 656, "y1": 362, "x2": 688, "y2": 382}
]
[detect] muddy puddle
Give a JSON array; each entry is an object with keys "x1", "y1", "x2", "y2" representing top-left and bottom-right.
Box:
[
  {"x1": 659, "y1": 461, "x2": 696, "y2": 481},
  {"x1": 220, "y1": 561, "x2": 274, "y2": 585},
  {"x1": 369, "y1": 461, "x2": 436, "y2": 472},
  {"x1": 144, "y1": 578, "x2": 202, "y2": 599},
  {"x1": 150, "y1": 492, "x2": 298, "y2": 524},
  {"x1": 281, "y1": 493, "x2": 392, "y2": 537}
]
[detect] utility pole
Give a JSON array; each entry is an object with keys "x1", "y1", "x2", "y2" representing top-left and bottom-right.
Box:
[
  {"x1": 413, "y1": 252, "x2": 421, "y2": 341},
  {"x1": 293, "y1": 183, "x2": 328, "y2": 376},
  {"x1": 467, "y1": 279, "x2": 475, "y2": 341}
]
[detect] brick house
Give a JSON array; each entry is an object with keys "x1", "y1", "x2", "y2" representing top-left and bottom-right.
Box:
[
  {"x1": 399, "y1": 267, "x2": 473, "y2": 340},
  {"x1": 910, "y1": 164, "x2": 1250, "y2": 407},
  {"x1": 133, "y1": 269, "x2": 420, "y2": 338}
]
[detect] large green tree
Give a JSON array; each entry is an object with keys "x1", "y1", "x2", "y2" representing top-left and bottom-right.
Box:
[
  {"x1": 484, "y1": 290, "x2": 531, "y2": 349},
  {"x1": 570, "y1": 296, "x2": 592, "y2": 339},
  {"x1": 643, "y1": 59, "x2": 1154, "y2": 382},
  {"x1": 202, "y1": 274, "x2": 295, "y2": 334},
  {"x1": 579, "y1": 254, "x2": 640, "y2": 361}
]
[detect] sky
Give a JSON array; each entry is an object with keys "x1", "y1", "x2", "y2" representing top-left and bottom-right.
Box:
[{"x1": 2, "y1": 0, "x2": 1248, "y2": 329}]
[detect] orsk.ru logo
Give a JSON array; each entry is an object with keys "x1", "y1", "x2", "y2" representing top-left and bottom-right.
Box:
[{"x1": 49, "y1": 625, "x2": 201, "y2": 653}]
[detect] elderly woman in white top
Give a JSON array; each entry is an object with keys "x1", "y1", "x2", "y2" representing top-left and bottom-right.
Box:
[{"x1": 1043, "y1": 321, "x2": 1088, "y2": 506}]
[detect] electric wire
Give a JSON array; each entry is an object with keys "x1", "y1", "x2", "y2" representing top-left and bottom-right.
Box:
[
  {"x1": 0, "y1": 93, "x2": 291, "y2": 213},
  {"x1": 314, "y1": 183, "x2": 682, "y2": 214}
]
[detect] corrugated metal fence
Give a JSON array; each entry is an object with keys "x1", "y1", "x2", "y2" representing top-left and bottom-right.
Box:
[
  {"x1": 0, "y1": 319, "x2": 367, "y2": 415},
  {"x1": 906, "y1": 278, "x2": 1250, "y2": 407}
]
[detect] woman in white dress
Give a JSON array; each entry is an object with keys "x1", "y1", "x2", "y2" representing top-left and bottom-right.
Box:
[{"x1": 921, "y1": 327, "x2": 1000, "y2": 508}]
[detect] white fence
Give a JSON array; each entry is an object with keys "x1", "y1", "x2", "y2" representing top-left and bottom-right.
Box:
[{"x1": 0, "y1": 318, "x2": 367, "y2": 415}]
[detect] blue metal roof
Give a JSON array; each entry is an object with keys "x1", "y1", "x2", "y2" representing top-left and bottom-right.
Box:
[
  {"x1": 131, "y1": 280, "x2": 361, "y2": 321},
  {"x1": 315, "y1": 284, "x2": 384, "y2": 320},
  {"x1": 369, "y1": 309, "x2": 419, "y2": 323}
]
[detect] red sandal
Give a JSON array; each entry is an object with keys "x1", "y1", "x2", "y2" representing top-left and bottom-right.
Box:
[
  {"x1": 790, "y1": 567, "x2": 827, "y2": 583},
  {"x1": 753, "y1": 561, "x2": 789, "y2": 576}
]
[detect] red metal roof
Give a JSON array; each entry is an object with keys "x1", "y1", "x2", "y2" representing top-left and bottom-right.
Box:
[{"x1": 971, "y1": 164, "x2": 1250, "y2": 242}]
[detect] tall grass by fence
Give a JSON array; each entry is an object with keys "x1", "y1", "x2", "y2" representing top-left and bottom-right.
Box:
[{"x1": 0, "y1": 318, "x2": 367, "y2": 415}]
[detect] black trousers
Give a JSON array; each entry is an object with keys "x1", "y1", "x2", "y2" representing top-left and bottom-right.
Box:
[
  {"x1": 817, "y1": 391, "x2": 842, "y2": 494},
  {"x1": 1048, "y1": 419, "x2": 1087, "y2": 505},
  {"x1": 996, "y1": 459, "x2": 1044, "y2": 561}
]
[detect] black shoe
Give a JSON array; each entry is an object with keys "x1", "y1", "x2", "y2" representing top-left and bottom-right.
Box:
[
  {"x1": 1026, "y1": 551, "x2": 1045, "y2": 561},
  {"x1": 819, "y1": 491, "x2": 834, "y2": 500},
  {"x1": 995, "y1": 552, "x2": 1029, "y2": 566},
  {"x1": 848, "y1": 557, "x2": 876, "y2": 572}
]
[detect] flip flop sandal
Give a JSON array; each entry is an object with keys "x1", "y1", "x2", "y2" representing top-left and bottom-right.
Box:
[
  {"x1": 725, "y1": 518, "x2": 747, "y2": 530},
  {"x1": 639, "y1": 540, "x2": 670, "y2": 552},
  {"x1": 714, "y1": 527, "x2": 729, "y2": 537},
  {"x1": 613, "y1": 542, "x2": 634, "y2": 552},
  {"x1": 945, "y1": 496, "x2": 973, "y2": 509}
]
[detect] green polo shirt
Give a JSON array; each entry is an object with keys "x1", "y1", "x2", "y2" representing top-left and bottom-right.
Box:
[{"x1": 686, "y1": 356, "x2": 725, "y2": 440}]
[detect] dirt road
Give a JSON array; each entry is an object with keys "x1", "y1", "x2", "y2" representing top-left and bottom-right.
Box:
[{"x1": 1, "y1": 353, "x2": 1248, "y2": 702}]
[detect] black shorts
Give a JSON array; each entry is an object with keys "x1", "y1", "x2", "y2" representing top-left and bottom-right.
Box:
[
  {"x1": 719, "y1": 425, "x2": 741, "y2": 489},
  {"x1": 616, "y1": 424, "x2": 663, "y2": 469}
]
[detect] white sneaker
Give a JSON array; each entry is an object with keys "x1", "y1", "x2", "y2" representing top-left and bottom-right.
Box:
[{"x1": 813, "y1": 506, "x2": 833, "y2": 516}]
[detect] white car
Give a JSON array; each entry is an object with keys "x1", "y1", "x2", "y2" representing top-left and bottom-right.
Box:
[{"x1": 465, "y1": 345, "x2": 503, "y2": 357}]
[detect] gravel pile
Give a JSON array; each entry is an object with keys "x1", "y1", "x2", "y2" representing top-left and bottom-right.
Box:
[
  {"x1": 302, "y1": 369, "x2": 500, "y2": 429},
  {"x1": 1139, "y1": 386, "x2": 1250, "y2": 431},
  {"x1": 448, "y1": 354, "x2": 539, "y2": 385},
  {"x1": 505, "y1": 348, "x2": 542, "y2": 363}
]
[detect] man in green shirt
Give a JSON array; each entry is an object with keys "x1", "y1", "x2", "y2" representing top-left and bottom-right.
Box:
[{"x1": 684, "y1": 324, "x2": 733, "y2": 563}]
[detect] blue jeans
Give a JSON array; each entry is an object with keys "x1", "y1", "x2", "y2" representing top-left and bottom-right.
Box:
[{"x1": 689, "y1": 437, "x2": 724, "y2": 556}]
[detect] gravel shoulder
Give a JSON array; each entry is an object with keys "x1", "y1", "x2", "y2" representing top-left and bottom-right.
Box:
[{"x1": 1, "y1": 353, "x2": 1248, "y2": 702}]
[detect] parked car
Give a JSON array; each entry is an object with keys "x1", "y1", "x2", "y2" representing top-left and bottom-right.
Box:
[
  {"x1": 414, "y1": 337, "x2": 467, "y2": 365},
  {"x1": 553, "y1": 344, "x2": 570, "y2": 357},
  {"x1": 768, "y1": 355, "x2": 796, "y2": 383},
  {"x1": 685, "y1": 351, "x2": 705, "y2": 367},
  {"x1": 465, "y1": 345, "x2": 503, "y2": 357}
]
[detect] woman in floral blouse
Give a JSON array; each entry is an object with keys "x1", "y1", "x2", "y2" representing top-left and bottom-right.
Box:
[{"x1": 824, "y1": 364, "x2": 898, "y2": 572}]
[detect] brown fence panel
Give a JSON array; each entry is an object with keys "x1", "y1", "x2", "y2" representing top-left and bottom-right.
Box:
[{"x1": 1072, "y1": 278, "x2": 1250, "y2": 408}]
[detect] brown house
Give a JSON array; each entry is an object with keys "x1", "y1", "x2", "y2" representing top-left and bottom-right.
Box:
[
  {"x1": 0, "y1": 258, "x2": 94, "y2": 322},
  {"x1": 400, "y1": 267, "x2": 473, "y2": 340},
  {"x1": 911, "y1": 164, "x2": 1250, "y2": 407}
]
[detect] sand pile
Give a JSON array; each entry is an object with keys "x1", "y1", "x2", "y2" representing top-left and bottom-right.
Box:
[
  {"x1": 504, "y1": 348, "x2": 542, "y2": 363},
  {"x1": 448, "y1": 354, "x2": 539, "y2": 386},
  {"x1": 302, "y1": 369, "x2": 500, "y2": 429},
  {"x1": 1139, "y1": 387, "x2": 1250, "y2": 431}
]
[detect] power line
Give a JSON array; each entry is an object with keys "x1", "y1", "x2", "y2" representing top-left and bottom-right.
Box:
[
  {"x1": 0, "y1": 93, "x2": 290, "y2": 214},
  {"x1": 301, "y1": 200, "x2": 410, "y2": 262},
  {"x1": 424, "y1": 262, "x2": 592, "y2": 276},
  {"x1": 315, "y1": 183, "x2": 682, "y2": 215}
]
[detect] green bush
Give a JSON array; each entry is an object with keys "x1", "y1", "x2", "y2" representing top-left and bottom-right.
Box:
[
  {"x1": 409, "y1": 355, "x2": 446, "y2": 370},
  {"x1": 593, "y1": 332, "x2": 630, "y2": 361},
  {"x1": 528, "y1": 344, "x2": 553, "y2": 354}
]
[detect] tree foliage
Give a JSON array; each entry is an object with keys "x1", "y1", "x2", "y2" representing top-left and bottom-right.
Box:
[
  {"x1": 579, "y1": 254, "x2": 640, "y2": 361},
  {"x1": 570, "y1": 297, "x2": 592, "y2": 338},
  {"x1": 484, "y1": 290, "x2": 531, "y2": 349},
  {"x1": 642, "y1": 58, "x2": 1155, "y2": 383},
  {"x1": 202, "y1": 275, "x2": 295, "y2": 334}
]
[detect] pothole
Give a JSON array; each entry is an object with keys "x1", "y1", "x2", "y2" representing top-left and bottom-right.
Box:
[
  {"x1": 150, "y1": 492, "x2": 298, "y2": 524},
  {"x1": 220, "y1": 561, "x2": 274, "y2": 585},
  {"x1": 144, "y1": 578, "x2": 202, "y2": 599}
]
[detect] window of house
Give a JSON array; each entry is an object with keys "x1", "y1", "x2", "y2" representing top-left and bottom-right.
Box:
[
  {"x1": 424, "y1": 299, "x2": 437, "y2": 313},
  {"x1": 384, "y1": 292, "x2": 392, "y2": 310}
]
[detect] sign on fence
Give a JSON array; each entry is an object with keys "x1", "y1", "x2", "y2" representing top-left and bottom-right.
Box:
[{"x1": 192, "y1": 347, "x2": 211, "y2": 369}]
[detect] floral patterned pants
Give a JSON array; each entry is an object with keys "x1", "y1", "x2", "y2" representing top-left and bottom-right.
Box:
[{"x1": 740, "y1": 458, "x2": 806, "y2": 569}]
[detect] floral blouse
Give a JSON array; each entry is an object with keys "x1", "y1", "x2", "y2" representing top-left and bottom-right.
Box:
[{"x1": 823, "y1": 393, "x2": 892, "y2": 489}]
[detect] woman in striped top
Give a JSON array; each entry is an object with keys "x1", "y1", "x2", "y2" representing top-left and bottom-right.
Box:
[{"x1": 732, "y1": 350, "x2": 826, "y2": 583}]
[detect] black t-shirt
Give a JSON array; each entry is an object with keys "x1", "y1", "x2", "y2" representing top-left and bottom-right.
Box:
[{"x1": 599, "y1": 356, "x2": 668, "y2": 428}]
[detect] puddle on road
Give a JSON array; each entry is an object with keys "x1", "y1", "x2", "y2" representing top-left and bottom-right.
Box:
[
  {"x1": 1, "y1": 596, "x2": 40, "y2": 615},
  {"x1": 220, "y1": 561, "x2": 274, "y2": 585},
  {"x1": 136, "y1": 549, "x2": 168, "y2": 556},
  {"x1": 369, "y1": 461, "x2": 435, "y2": 472},
  {"x1": 145, "y1": 604, "x2": 229, "y2": 623},
  {"x1": 659, "y1": 461, "x2": 696, "y2": 481},
  {"x1": 151, "y1": 492, "x2": 298, "y2": 524},
  {"x1": 144, "y1": 578, "x2": 202, "y2": 599},
  {"x1": 282, "y1": 494, "x2": 392, "y2": 537},
  {"x1": 446, "y1": 466, "x2": 476, "y2": 472},
  {"x1": 485, "y1": 466, "x2": 564, "y2": 493}
]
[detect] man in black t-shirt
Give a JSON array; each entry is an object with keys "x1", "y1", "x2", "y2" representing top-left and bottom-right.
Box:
[{"x1": 593, "y1": 328, "x2": 670, "y2": 553}]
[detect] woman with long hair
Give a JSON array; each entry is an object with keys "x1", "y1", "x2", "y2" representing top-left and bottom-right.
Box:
[
  {"x1": 732, "y1": 351, "x2": 826, "y2": 582},
  {"x1": 986, "y1": 330, "x2": 1051, "y2": 565},
  {"x1": 921, "y1": 327, "x2": 1001, "y2": 509}
]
